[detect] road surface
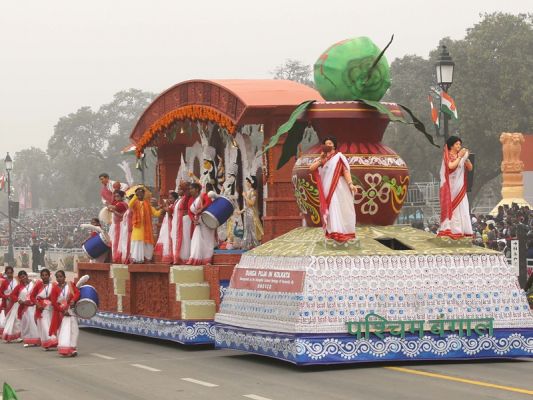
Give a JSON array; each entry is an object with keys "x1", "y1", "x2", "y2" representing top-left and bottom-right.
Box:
[{"x1": 1, "y1": 329, "x2": 532, "y2": 399}]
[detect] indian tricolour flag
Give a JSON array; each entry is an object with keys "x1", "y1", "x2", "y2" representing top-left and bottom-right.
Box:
[
  {"x1": 428, "y1": 95, "x2": 439, "y2": 128},
  {"x1": 121, "y1": 144, "x2": 136, "y2": 155},
  {"x1": 440, "y1": 90, "x2": 458, "y2": 119}
]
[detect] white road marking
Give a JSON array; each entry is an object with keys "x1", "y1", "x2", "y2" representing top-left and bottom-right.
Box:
[
  {"x1": 90, "y1": 353, "x2": 116, "y2": 360},
  {"x1": 130, "y1": 363, "x2": 161, "y2": 372},
  {"x1": 181, "y1": 378, "x2": 219, "y2": 387},
  {"x1": 243, "y1": 395, "x2": 273, "y2": 400}
]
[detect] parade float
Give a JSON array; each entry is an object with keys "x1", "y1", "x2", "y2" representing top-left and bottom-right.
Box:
[
  {"x1": 213, "y1": 37, "x2": 533, "y2": 364},
  {"x1": 77, "y1": 79, "x2": 324, "y2": 344}
]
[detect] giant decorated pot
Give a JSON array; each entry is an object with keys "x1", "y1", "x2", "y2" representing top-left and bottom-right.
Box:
[{"x1": 292, "y1": 101, "x2": 409, "y2": 226}]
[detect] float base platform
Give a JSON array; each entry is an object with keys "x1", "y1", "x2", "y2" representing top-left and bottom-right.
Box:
[
  {"x1": 80, "y1": 312, "x2": 216, "y2": 345},
  {"x1": 214, "y1": 324, "x2": 533, "y2": 365}
]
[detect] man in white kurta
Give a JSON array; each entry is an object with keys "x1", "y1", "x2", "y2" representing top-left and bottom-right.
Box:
[{"x1": 309, "y1": 137, "x2": 357, "y2": 243}]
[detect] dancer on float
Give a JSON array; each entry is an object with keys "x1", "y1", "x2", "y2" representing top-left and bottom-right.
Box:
[
  {"x1": 99, "y1": 173, "x2": 128, "y2": 205},
  {"x1": 172, "y1": 183, "x2": 192, "y2": 264},
  {"x1": 10, "y1": 271, "x2": 40, "y2": 347},
  {"x1": 309, "y1": 136, "x2": 357, "y2": 243},
  {"x1": 30, "y1": 268, "x2": 57, "y2": 350},
  {"x1": 187, "y1": 182, "x2": 216, "y2": 265},
  {"x1": 129, "y1": 187, "x2": 164, "y2": 263},
  {"x1": 437, "y1": 135, "x2": 474, "y2": 239},
  {"x1": 49, "y1": 270, "x2": 80, "y2": 357},
  {"x1": 155, "y1": 191, "x2": 178, "y2": 263},
  {"x1": 0, "y1": 266, "x2": 16, "y2": 337},
  {"x1": 107, "y1": 190, "x2": 128, "y2": 263},
  {"x1": 119, "y1": 194, "x2": 134, "y2": 263}
]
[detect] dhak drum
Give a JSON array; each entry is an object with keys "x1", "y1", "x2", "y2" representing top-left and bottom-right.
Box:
[
  {"x1": 201, "y1": 196, "x2": 234, "y2": 229},
  {"x1": 75, "y1": 285, "x2": 99, "y2": 319},
  {"x1": 82, "y1": 232, "x2": 111, "y2": 259}
]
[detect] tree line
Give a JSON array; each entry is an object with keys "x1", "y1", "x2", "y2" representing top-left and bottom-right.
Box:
[{"x1": 10, "y1": 12, "x2": 533, "y2": 211}]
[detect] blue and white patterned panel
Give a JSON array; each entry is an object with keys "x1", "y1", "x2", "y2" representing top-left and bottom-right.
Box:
[
  {"x1": 215, "y1": 324, "x2": 533, "y2": 365},
  {"x1": 79, "y1": 312, "x2": 215, "y2": 345}
]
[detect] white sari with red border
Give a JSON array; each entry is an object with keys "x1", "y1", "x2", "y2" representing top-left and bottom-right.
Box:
[
  {"x1": 172, "y1": 197, "x2": 192, "y2": 264},
  {"x1": 19, "y1": 281, "x2": 40, "y2": 345},
  {"x1": 57, "y1": 284, "x2": 79, "y2": 356},
  {"x1": 33, "y1": 282, "x2": 57, "y2": 349},
  {"x1": 437, "y1": 148, "x2": 473, "y2": 239},
  {"x1": 187, "y1": 194, "x2": 215, "y2": 265},
  {"x1": 1, "y1": 279, "x2": 18, "y2": 341},
  {"x1": 313, "y1": 152, "x2": 356, "y2": 242}
]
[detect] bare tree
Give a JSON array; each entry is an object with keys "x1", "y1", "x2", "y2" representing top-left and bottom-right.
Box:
[{"x1": 272, "y1": 59, "x2": 314, "y2": 87}]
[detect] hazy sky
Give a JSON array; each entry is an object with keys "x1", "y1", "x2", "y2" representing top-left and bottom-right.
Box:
[{"x1": 0, "y1": 0, "x2": 530, "y2": 156}]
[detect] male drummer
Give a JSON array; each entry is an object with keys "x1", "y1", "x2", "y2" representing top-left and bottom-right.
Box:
[
  {"x1": 129, "y1": 187, "x2": 164, "y2": 263},
  {"x1": 99, "y1": 173, "x2": 128, "y2": 205}
]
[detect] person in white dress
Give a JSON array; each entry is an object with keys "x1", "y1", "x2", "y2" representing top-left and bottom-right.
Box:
[
  {"x1": 437, "y1": 135, "x2": 474, "y2": 239},
  {"x1": 7, "y1": 271, "x2": 40, "y2": 347},
  {"x1": 309, "y1": 136, "x2": 357, "y2": 243},
  {"x1": 29, "y1": 268, "x2": 57, "y2": 350},
  {"x1": 49, "y1": 270, "x2": 80, "y2": 357},
  {"x1": 0, "y1": 266, "x2": 16, "y2": 340},
  {"x1": 187, "y1": 183, "x2": 216, "y2": 265}
]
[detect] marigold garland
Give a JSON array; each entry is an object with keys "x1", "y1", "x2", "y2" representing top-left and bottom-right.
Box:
[{"x1": 135, "y1": 105, "x2": 237, "y2": 157}]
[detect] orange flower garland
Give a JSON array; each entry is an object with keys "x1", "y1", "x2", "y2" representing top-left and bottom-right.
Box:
[{"x1": 135, "y1": 105, "x2": 237, "y2": 157}]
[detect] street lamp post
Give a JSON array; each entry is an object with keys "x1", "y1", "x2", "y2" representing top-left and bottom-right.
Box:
[
  {"x1": 435, "y1": 45, "x2": 455, "y2": 142},
  {"x1": 4, "y1": 153, "x2": 14, "y2": 265}
]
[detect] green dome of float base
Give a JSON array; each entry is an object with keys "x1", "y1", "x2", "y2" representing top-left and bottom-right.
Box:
[{"x1": 314, "y1": 37, "x2": 391, "y2": 101}]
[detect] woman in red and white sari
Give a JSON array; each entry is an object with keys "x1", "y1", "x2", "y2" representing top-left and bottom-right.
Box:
[
  {"x1": 29, "y1": 268, "x2": 57, "y2": 350},
  {"x1": 437, "y1": 135, "x2": 474, "y2": 239},
  {"x1": 155, "y1": 192, "x2": 178, "y2": 263},
  {"x1": 49, "y1": 270, "x2": 80, "y2": 357},
  {"x1": 309, "y1": 136, "x2": 357, "y2": 243},
  {"x1": 9, "y1": 271, "x2": 40, "y2": 346},
  {"x1": 172, "y1": 183, "x2": 192, "y2": 264},
  {"x1": 119, "y1": 195, "x2": 133, "y2": 264},
  {"x1": 187, "y1": 183, "x2": 215, "y2": 265},
  {"x1": 0, "y1": 266, "x2": 16, "y2": 338},
  {"x1": 108, "y1": 190, "x2": 128, "y2": 263}
]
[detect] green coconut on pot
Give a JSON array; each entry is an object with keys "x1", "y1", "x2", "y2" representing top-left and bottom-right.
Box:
[{"x1": 314, "y1": 36, "x2": 391, "y2": 101}]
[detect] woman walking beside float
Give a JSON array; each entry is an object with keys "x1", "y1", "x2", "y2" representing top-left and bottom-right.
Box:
[
  {"x1": 49, "y1": 270, "x2": 80, "y2": 357},
  {"x1": 30, "y1": 268, "x2": 57, "y2": 350},
  {"x1": 7, "y1": 271, "x2": 40, "y2": 346},
  {"x1": 0, "y1": 266, "x2": 16, "y2": 338}
]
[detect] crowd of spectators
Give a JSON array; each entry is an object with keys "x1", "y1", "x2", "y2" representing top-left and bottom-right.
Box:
[
  {"x1": 419, "y1": 204, "x2": 533, "y2": 259},
  {"x1": 0, "y1": 208, "x2": 100, "y2": 249}
]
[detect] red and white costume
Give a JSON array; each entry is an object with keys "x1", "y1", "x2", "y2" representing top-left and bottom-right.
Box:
[
  {"x1": 109, "y1": 200, "x2": 128, "y2": 263},
  {"x1": 172, "y1": 195, "x2": 192, "y2": 264},
  {"x1": 187, "y1": 193, "x2": 214, "y2": 265},
  {"x1": 30, "y1": 280, "x2": 58, "y2": 349},
  {"x1": 313, "y1": 152, "x2": 356, "y2": 242},
  {"x1": 437, "y1": 148, "x2": 473, "y2": 239},
  {"x1": 119, "y1": 208, "x2": 133, "y2": 264},
  {"x1": 9, "y1": 280, "x2": 40, "y2": 345},
  {"x1": 1, "y1": 277, "x2": 17, "y2": 340},
  {"x1": 155, "y1": 200, "x2": 175, "y2": 263},
  {"x1": 101, "y1": 180, "x2": 128, "y2": 205},
  {"x1": 49, "y1": 282, "x2": 80, "y2": 356}
]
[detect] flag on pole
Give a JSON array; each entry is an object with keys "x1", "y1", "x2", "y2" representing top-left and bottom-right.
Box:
[
  {"x1": 121, "y1": 144, "x2": 137, "y2": 155},
  {"x1": 0, "y1": 174, "x2": 5, "y2": 191},
  {"x1": 428, "y1": 96, "x2": 440, "y2": 128},
  {"x1": 440, "y1": 90, "x2": 458, "y2": 119},
  {"x1": 3, "y1": 383, "x2": 19, "y2": 400}
]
